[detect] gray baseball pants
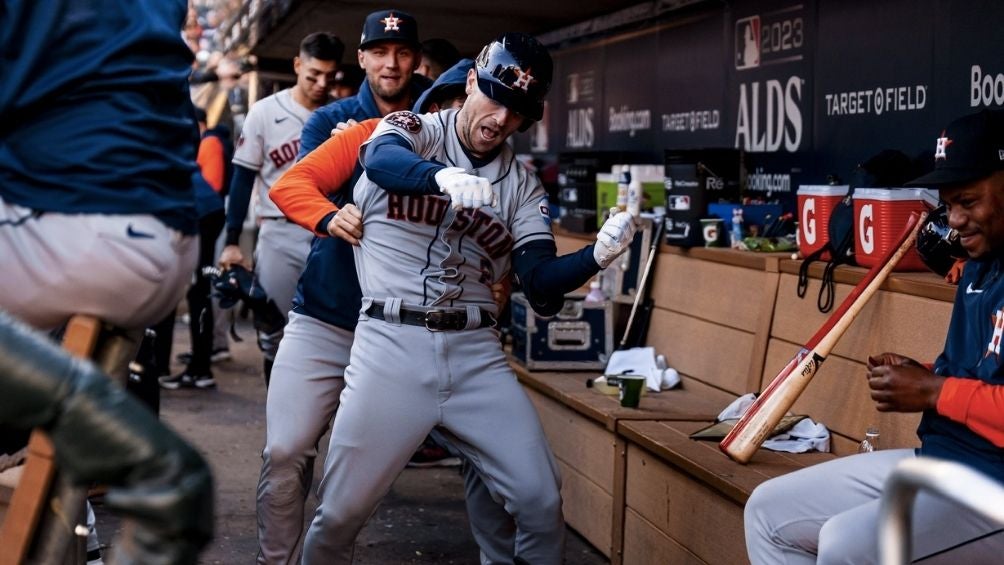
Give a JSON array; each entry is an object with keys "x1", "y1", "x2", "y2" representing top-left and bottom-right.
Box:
[
  {"x1": 301, "y1": 300, "x2": 565, "y2": 564},
  {"x1": 0, "y1": 197, "x2": 196, "y2": 330},
  {"x1": 256, "y1": 311, "x2": 350, "y2": 564},
  {"x1": 745, "y1": 448, "x2": 1004, "y2": 564},
  {"x1": 257, "y1": 311, "x2": 521, "y2": 564},
  {"x1": 254, "y1": 218, "x2": 312, "y2": 360}
]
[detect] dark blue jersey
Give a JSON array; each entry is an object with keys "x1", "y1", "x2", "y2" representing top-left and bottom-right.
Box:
[
  {"x1": 921, "y1": 257, "x2": 1004, "y2": 482},
  {"x1": 0, "y1": 0, "x2": 199, "y2": 233}
]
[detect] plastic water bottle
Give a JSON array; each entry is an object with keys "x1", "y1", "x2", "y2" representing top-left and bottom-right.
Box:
[
  {"x1": 858, "y1": 426, "x2": 880, "y2": 453},
  {"x1": 616, "y1": 165, "x2": 631, "y2": 212},
  {"x1": 627, "y1": 166, "x2": 642, "y2": 217},
  {"x1": 585, "y1": 279, "x2": 606, "y2": 303}
]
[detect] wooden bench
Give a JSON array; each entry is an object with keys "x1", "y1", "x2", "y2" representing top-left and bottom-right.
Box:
[
  {"x1": 514, "y1": 229, "x2": 956, "y2": 563},
  {"x1": 515, "y1": 366, "x2": 724, "y2": 561}
]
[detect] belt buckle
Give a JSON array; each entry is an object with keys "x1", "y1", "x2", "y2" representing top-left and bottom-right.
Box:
[{"x1": 424, "y1": 310, "x2": 463, "y2": 331}]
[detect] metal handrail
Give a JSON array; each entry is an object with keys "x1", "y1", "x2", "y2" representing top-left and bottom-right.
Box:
[{"x1": 879, "y1": 457, "x2": 1004, "y2": 565}]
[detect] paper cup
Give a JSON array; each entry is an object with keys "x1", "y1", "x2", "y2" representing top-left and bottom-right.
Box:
[
  {"x1": 701, "y1": 218, "x2": 726, "y2": 247},
  {"x1": 618, "y1": 374, "x2": 646, "y2": 408}
]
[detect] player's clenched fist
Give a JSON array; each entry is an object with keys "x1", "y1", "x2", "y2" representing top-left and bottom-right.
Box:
[
  {"x1": 327, "y1": 204, "x2": 363, "y2": 245},
  {"x1": 593, "y1": 208, "x2": 637, "y2": 269},
  {"x1": 435, "y1": 167, "x2": 496, "y2": 210}
]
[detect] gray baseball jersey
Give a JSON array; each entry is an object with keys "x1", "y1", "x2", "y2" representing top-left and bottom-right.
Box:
[
  {"x1": 233, "y1": 88, "x2": 312, "y2": 219},
  {"x1": 233, "y1": 88, "x2": 315, "y2": 360},
  {"x1": 353, "y1": 108, "x2": 553, "y2": 310},
  {"x1": 301, "y1": 109, "x2": 566, "y2": 564}
]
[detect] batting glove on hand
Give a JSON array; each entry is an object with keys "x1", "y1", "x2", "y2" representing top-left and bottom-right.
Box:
[
  {"x1": 593, "y1": 209, "x2": 638, "y2": 269},
  {"x1": 435, "y1": 167, "x2": 496, "y2": 210}
]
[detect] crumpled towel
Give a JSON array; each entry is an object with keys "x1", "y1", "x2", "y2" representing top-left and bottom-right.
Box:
[
  {"x1": 605, "y1": 347, "x2": 680, "y2": 391},
  {"x1": 718, "y1": 393, "x2": 831, "y2": 453}
]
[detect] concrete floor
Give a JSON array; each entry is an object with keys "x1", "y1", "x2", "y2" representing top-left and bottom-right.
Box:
[{"x1": 94, "y1": 316, "x2": 607, "y2": 564}]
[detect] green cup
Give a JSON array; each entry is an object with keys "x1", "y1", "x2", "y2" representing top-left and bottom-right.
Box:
[{"x1": 618, "y1": 374, "x2": 646, "y2": 408}]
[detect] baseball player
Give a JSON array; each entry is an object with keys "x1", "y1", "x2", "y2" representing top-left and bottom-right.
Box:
[
  {"x1": 269, "y1": 59, "x2": 520, "y2": 564},
  {"x1": 217, "y1": 31, "x2": 344, "y2": 384},
  {"x1": 254, "y1": 10, "x2": 431, "y2": 563},
  {"x1": 0, "y1": 0, "x2": 199, "y2": 331},
  {"x1": 299, "y1": 33, "x2": 638, "y2": 564},
  {"x1": 745, "y1": 110, "x2": 1004, "y2": 563}
]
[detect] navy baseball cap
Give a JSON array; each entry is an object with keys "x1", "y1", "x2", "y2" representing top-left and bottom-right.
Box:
[
  {"x1": 907, "y1": 109, "x2": 1004, "y2": 187},
  {"x1": 358, "y1": 9, "x2": 420, "y2": 51}
]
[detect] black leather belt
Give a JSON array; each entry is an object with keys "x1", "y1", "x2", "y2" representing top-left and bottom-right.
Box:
[{"x1": 365, "y1": 302, "x2": 497, "y2": 331}]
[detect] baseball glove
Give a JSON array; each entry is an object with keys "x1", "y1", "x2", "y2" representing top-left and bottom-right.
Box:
[{"x1": 204, "y1": 265, "x2": 286, "y2": 335}]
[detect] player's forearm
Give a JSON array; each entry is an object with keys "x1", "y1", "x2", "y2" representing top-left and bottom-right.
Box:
[
  {"x1": 225, "y1": 165, "x2": 256, "y2": 245},
  {"x1": 270, "y1": 164, "x2": 340, "y2": 236},
  {"x1": 197, "y1": 136, "x2": 226, "y2": 192},
  {"x1": 362, "y1": 135, "x2": 442, "y2": 194},
  {"x1": 513, "y1": 240, "x2": 600, "y2": 316},
  {"x1": 936, "y1": 377, "x2": 1004, "y2": 447}
]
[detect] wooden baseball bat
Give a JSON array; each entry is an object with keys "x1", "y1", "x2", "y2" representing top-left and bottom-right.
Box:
[
  {"x1": 620, "y1": 216, "x2": 665, "y2": 349},
  {"x1": 719, "y1": 210, "x2": 926, "y2": 464}
]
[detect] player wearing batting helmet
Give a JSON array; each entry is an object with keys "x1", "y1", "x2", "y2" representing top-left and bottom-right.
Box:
[
  {"x1": 298, "y1": 32, "x2": 638, "y2": 564},
  {"x1": 268, "y1": 58, "x2": 528, "y2": 563}
]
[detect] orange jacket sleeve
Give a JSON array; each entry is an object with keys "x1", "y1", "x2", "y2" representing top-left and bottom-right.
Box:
[
  {"x1": 270, "y1": 119, "x2": 380, "y2": 235},
  {"x1": 197, "y1": 135, "x2": 226, "y2": 192},
  {"x1": 936, "y1": 377, "x2": 1004, "y2": 447}
]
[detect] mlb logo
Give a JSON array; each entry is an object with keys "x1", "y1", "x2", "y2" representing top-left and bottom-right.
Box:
[
  {"x1": 668, "y1": 194, "x2": 691, "y2": 211},
  {"x1": 735, "y1": 16, "x2": 761, "y2": 70}
]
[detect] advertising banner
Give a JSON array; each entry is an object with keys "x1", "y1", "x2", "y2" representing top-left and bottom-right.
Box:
[
  {"x1": 551, "y1": 45, "x2": 605, "y2": 152},
  {"x1": 603, "y1": 31, "x2": 658, "y2": 152},
  {"x1": 656, "y1": 13, "x2": 729, "y2": 149},
  {"x1": 814, "y1": 0, "x2": 936, "y2": 179}
]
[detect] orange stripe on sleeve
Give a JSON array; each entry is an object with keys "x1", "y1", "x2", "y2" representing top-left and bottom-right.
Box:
[
  {"x1": 936, "y1": 377, "x2": 1004, "y2": 447},
  {"x1": 270, "y1": 119, "x2": 380, "y2": 236},
  {"x1": 197, "y1": 135, "x2": 226, "y2": 192}
]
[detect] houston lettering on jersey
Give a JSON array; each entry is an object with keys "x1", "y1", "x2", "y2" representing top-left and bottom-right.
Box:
[
  {"x1": 268, "y1": 139, "x2": 301, "y2": 169},
  {"x1": 385, "y1": 194, "x2": 513, "y2": 259}
]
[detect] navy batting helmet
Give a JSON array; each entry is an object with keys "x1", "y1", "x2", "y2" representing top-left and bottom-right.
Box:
[
  {"x1": 474, "y1": 33, "x2": 552, "y2": 125},
  {"x1": 916, "y1": 205, "x2": 966, "y2": 276}
]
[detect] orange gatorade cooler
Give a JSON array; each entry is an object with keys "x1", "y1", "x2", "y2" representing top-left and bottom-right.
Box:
[
  {"x1": 853, "y1": 188, "x2": 938, "y2": 271},
  {"x1": 796, "y1": 185, "x2": 848, "y2": 259}
]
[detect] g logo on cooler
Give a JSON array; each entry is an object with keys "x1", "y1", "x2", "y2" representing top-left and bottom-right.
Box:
[
  {"x1": 802, "y1": 197, "x2": 816, "y2": 245},
  {"x1": 858, "y1": 203, "x2": 875, "y2": 255}
]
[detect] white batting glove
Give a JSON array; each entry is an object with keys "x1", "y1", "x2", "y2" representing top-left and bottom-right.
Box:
[
  {"x1": 434, "y1": 167, "x2": 495, "y2": 210},
  {"x1": 593, "y1": 209, "x2": 638, "y2": 269}
]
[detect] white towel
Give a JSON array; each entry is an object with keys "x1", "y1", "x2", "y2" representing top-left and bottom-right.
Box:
[
  {"x1": 604, "y1": 347, "x2": 680, "y2": 391},
  {"x1": 717, "y1": 393, "x2": 831, "y2": 453}
]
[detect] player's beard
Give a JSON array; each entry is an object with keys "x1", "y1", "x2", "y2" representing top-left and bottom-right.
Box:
[{"x1": 368, "y1": 76, "x2": 408, "y2": 103}]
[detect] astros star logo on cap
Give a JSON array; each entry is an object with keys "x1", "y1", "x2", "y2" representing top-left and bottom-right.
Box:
[
  {"x1": 381, "y1": 13, "x2": 401, "y2": 32},
  {"x1": 512, "y1": 67, "x2": 534, "y2": 92},
  {"x1": 935, "y1": 130, "x2": 953, "y2": 160}
]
